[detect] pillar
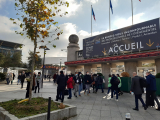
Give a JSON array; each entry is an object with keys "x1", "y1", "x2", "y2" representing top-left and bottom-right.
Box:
[
  {"x1": 124, "y1": 61, "x2": 137, "y2": 77},
  {"x1": 155, "y1": 58, "x2": 160, "y2": 74},
  {"x1": 102, "y1": 63, "x2": 111, "y2": 88},
  {"x1": 84, "y1": 65, "x2": 92, "y2": 74},
  {"x1": 67, "y1": 66, "x2": 76, "y2": 74}
]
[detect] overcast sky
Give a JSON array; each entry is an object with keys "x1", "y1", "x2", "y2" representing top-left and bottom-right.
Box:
[{"x1": 0, "y1": 0, "x2": 160, "y2": 63}]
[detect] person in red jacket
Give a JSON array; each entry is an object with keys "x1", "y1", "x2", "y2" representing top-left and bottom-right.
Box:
[{"x1": 67, "y1": 75, "x2": 73, "y2": 99}]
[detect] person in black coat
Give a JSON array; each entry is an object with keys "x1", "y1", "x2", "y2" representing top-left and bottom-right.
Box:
[
  {"x1": 110, "y1": 74, "x2": 119, "y2": 101},
  {"x1": 55, "y1": 71, "x2": 67, "y2": 103},
  {"x1": 96, "y1": 73, "x2": 104, "y2": 93},
  {"x1": 130, "y1": 72, "x2": 147, "y2": 111},
  {"x1": 21, "y1": 71, "x2": 26, "y2": 89},
  {"x1": 84, "y1": 72, "x2": 92, "y2": 95}
]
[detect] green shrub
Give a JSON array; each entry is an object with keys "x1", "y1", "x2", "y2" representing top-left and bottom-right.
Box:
[
  {"x1": 0, "y1": 73, "x2": 6, "y2": 82},
  {"x1": 156, "y1": 73, "x2": 160, "y2": 78}
]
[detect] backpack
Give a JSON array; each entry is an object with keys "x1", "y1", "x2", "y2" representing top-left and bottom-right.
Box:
[
  {"x1": 139, "y1": 77, "x2": 147, "y2": 88},
  {"x1": 114, "y1": 77, "x2": 120, "y2": 85},
  {"x1": 72, "y1": 80, "x2": 75, "y2": 86}
]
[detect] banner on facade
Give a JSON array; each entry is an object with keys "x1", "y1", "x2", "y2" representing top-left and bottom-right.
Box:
[{"x1": 83, "y1": 18, "x2": 160, "y2": 58}]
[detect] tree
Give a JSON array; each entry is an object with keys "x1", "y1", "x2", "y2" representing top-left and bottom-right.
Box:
[
  {"x1": 11, "y1": 52, "x2": 22, "y2": 67},
  {"x1": 0, "y1": 53, "x2": 4, "y2": 66},
  {"x1": 11, "y1": 0, "x2": 69, "y2": 101},
  {"x1": 28, "y1": 51, "x2": 42, "y2": 70}
]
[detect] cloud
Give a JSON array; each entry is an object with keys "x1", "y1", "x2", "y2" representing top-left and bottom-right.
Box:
[{"x1": 84, "y1": 0, "x2": 98, "y2": 4}]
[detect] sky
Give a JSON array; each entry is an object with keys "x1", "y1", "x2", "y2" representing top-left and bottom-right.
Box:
[{"x1": 0, "y1": 0, "x2": 160, "y2": 63}]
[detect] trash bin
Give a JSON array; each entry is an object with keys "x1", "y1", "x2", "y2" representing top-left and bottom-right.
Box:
[
  {"x1": 120, "y1": 77, "x2": 131, "y2": 92},
  {"x1": 156, "y1": 78, "x2": 160, "y2": 96}
]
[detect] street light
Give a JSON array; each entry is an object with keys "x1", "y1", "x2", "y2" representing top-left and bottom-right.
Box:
[
  {"x1": 40, "y1": 46, "x2": 50, "y2": 88},
  {"x1": 60, "y1": 59, "x2": 62, "y2": 70}
]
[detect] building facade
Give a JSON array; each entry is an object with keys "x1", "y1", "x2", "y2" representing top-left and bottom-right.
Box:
[{"x1": 65, "y1": 18, "x2": 160, "y2": 88}]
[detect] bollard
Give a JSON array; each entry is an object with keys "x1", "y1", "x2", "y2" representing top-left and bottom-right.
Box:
[
  {"x1": 126, "y1": 113, "x2": 131, "y2": 120},
  {"x1": 47, "y1": 97, "x2": 51, "y2": 120}
]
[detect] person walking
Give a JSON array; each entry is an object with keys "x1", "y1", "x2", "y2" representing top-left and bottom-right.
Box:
[
  {"x1": 84, "y1": 72, "x2": 92, "y2": 96},
  {"x1": 96, "y1": 73, "x2": 104, "y2": 93},
  {"x1": 92, "y1": 74, "x2": 97, "y2": 93},
  {"x1": 110, "y1": 74, "x2": 119, "y2": 101},
  {"x1": 73, "y1": 72, "x2": 79, "y2": 97},
  {"x1": 67, "y1": 75, "x2": 73, "y2": 99},
  {"x1": 35, "y1": 72, "x2": 42, "y2": 93},
  {"x1": 78, "y1": 72, "x2": 84, "y2": 96},
  {"x1": 13, "y1": 73, "x2": 15, "y2": 80},
  {"x1": 9, "y1": 72, "x2": 13, "y2": 85},
  {"x1": 21, "y1": 71, "x2": 26, "y2": 89},
  {"x1": 6, "y1": 72, "x2": 10, "y2": 85},
  {"x1": 55, "y1": 71, "x2": 67, "y2": 103},
  {"x1": 17, "y1": 73, "x2": 21, "y2": 85},
  {"x1": 107, "y1": 74, "x2": 112, "y2": 95},
  {"x1": 146, "y1": 72, "x2": 160, "y2": 110},
  {"x1": 117, "y1": 74, "x2": 123, "y2": 96},
  {"x1": 130, "y1": 72, "x2": 147, "y2": 111},
  {"x1": 53, "y1": 73, "x2": 57, "y2": 83}
]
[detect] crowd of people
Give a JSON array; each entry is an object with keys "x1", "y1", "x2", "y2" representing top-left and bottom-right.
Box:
[{"x1": 54, "y1": 71, "x2": 160, "y2": 111}]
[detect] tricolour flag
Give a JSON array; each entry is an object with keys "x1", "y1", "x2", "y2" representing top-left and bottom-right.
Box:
[
  {"x1": 110, "y1": 0, "x2": 113, "y2": 14},
  {"x1": 92, "y1": 8, "x2": 96, "y2": 21}
]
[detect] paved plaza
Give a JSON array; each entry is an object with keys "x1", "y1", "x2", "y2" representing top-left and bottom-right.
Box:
[{"x1": 0, "y1": 80, "x2": 160, "y2": 120}]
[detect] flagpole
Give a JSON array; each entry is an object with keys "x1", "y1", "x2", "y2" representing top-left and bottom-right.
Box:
[
  {"x1": 131, "y1": 0, "x2": 133, "y2": 25},
  {"x1": 91, "y1": 5, "x2": 92, "y2": 37},
  {"x1": 109, "y1": 0, "x2": 110, "y2": 31}
]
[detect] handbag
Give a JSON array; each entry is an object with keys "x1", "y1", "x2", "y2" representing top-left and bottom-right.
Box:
[
  {"x1": 103, "y1": 79, "x2": 105, "y2": 83},
  {"x1": 64, "y1": 89, "x2": 69, "y2": 96}
]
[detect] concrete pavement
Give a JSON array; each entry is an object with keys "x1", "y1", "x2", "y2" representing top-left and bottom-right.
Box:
[{"x1": 0, "y1": 79, "x2": 160, "y2": 120}]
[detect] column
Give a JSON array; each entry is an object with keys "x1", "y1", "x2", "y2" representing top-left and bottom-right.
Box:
[
  {"x1": 67, "y1": 66, "x2": 76, "y2": 74},
  {"x1": 124, "y1": 61, "x2": 137, "y2": 77},
  {"x1": 84, "y1": 65, "x2": 92, "y2": 74},
  {"x1": 155, "y1": 58, "x2": 160, "y2": 74},
  {"x1": 102, "y1": 63, "x2": 111, "y2": 89}
]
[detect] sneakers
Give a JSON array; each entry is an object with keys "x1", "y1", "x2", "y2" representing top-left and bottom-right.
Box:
[
  {"x1": 133, "y1": 108, "x2": 139, "y2": 111},
  {"x1": 115, "y1": 99, "x2": 118, "y2": 101}
]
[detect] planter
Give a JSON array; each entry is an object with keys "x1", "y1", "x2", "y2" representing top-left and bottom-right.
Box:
[
  {"x1": 120, "y1": 77, "x2": 132, "y2": 92},
  {"x1": 0, "y1": 102, "x2": 77, "y2": 120},
  {"x1": 156, "y1": 78, "x2": 160, "y2": 96}
]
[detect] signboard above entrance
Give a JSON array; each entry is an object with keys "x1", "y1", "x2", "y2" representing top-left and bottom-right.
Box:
[{"x1": 83, "y1": 18, "x2": 160, "y2": 58}]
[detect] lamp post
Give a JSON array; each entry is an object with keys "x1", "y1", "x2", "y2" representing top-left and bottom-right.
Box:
[
  {"x1": 60, "y1": 59, "x2": 62, "y2": 70},
  {"x1": 40, "y1": 46, "x2": 50, "y2": 88}
]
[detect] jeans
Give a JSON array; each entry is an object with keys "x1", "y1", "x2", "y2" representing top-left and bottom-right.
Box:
[
  {"x1": 135, "y1": 94, "x2": 145, "y2": 109},
  {"x1": 85, "y1": 84, "x2": 90, "y2": 94},
  {"x1": 6, "y1": 78, "x2": 9, "y2": 85},
  {"x1": 79, "y1": 83, "x2": 83, "y2": 95},
  {"x1": 107, "y1": 87, "x2": 111, "y2": 94},
  {"x1": 56, "y1": 87, "x2": 65, "y2": 102},
  {"x1": 68, "y1": 88, "x2": 72, "y2": 98},
  {"x1": 17, "y1": 79, "x2": 21, "y2": 84},
  {"x1": 146, "y1": 91, "x2": 160, "y2": 108},
  {"x1": 111, "y1": 89, "x2": 118, "y2": 99},
  {"x1": 74, "y1": 84, "x2": 79, "y2": 96},
  {"x1": 96, "y1": 84, "x2": 104, "y2": 93},
  {"x1": 35, "y1": 81, "x2": 40, "y2": 93}
]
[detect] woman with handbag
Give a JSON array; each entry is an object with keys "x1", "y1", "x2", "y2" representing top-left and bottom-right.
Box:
[{"x1": 67, "y1": 75, "x2": 73, "y2": 99}]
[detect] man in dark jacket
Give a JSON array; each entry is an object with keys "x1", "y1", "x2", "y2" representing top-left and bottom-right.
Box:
[
  {"x1": 110, "y1": 74, "x2": 119, "y2": 101},
  {"x1": 84, "y1": 72, "x2": 92, "y2": 96},
  {"x1": 130, "y1": 72, "x2": 147, "y2": 111},
  {"x1": 21, "y1": 71, "x2": 26, "y2": 89},
  {"x1": 146, "y1": 72, "x2": 160, "y2": 110},
  {"x1": 55, "y1": 71, "x2": 66, "y2": 103},
  {"x1": 96, "y1": 73, "x2": 104, "y2": 93}
]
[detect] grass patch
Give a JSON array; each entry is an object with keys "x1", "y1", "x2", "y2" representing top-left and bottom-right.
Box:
[{"x1": 0, "y1": 97, "x2": 68, "y2": 118}]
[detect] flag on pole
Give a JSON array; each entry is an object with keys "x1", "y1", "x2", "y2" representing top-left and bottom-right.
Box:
[
  {"x1": 139, "y1": 0, "x2": 141, "y2": 2},
  {"x1": 110, "y1": 0, "x2": 113, "y2": 14},
  {"x1": 92, "y1": 8, "x2": 96, "y2": 21}
]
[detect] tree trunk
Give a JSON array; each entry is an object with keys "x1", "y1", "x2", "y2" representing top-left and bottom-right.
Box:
[{"x1": 29, "y1": 11, "x2": 38, "y2": 102}]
